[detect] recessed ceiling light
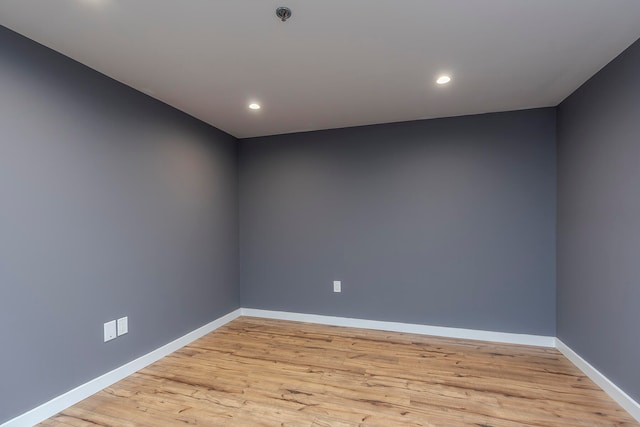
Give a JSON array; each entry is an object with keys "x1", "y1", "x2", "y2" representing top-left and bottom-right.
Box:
[
  {"x1": 248, "y1": 103, "x2": 261, "y2": 110},
  {"x1": 436, "y1": 75, "x2": 451, "y2": 85}
]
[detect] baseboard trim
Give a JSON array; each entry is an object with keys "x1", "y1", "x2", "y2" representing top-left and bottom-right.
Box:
[
  {"x1": 240, "y1": 308, "x2": 556, "y2": 347},
  {"x1": 1, "y1": 308, "x2": 242, "y2": 427},
  {"x1": 556, "y1": 339, "x2": 640, "y2": 422}
]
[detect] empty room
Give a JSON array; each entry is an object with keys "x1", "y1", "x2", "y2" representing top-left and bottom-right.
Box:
[{"x1": 1, "y1": 1, "x2": 640, "y2": 426}]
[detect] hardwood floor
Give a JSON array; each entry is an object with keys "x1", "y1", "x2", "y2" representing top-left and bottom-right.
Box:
[{"x1": 40, "y1": 317, "x2": 637, "y2": 426}]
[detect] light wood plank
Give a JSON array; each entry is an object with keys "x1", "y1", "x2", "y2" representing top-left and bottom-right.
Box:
[{"x1": 40, "y1": 317, "x2": 638, "y2": 426}]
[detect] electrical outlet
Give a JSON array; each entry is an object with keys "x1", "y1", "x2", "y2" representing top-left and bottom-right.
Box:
[
  {"x1": 333, "y1": 280, "x2": 341, "y2": 293},
  {"x1": 117, "y1": 316, "x2": 128, "y2": 336},
  {"x1": 104, "y1": 320, "x2": 117, "y2": 342}
]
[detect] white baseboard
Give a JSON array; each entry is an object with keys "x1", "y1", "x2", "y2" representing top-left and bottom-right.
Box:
[
  {"x1": 556, "y1": 339, "x2": 640, "y2": 422},
  {"x1": 240, "y1": 308, "x2": 557, "y2": 347},
  {"x1": 1, "y1": 308, "x2": 242, "y2": 427}
]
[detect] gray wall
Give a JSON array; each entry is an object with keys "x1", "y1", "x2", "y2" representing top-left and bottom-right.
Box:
[
  {"x1": 239, "y1": 109, "x2": 557, "y2": 335},
  {"x1": 557, "y1": 38, "x2": 640, "y2": 402},
  {"x1": 0, "y1": 26, "x2": 239, "y2": 423}
]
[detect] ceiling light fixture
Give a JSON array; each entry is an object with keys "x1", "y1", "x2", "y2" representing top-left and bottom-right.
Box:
[
  {"x1": 276, "y1": 7, "x2": 292, "y2": 22},
  {"x1": 436, "y1": 75, "x2": 451, "y2": 85},
  {"x1": 248, "y1": 103, "x2": 261, "y2": 110}
]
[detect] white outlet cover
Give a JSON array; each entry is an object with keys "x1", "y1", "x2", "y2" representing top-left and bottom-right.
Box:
[
  {"x1": 117, "y1": 317, "x2": 128, "y2": 336},
  {"x1": 104, "y1": 320, "x2": 117, "y2": 342},
  {"x1": 333, "y1": 280, "x2": 341, "y2": 292}
]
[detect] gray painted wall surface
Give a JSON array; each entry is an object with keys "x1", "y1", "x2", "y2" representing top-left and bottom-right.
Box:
[
  {"x1": 557, "y1": 38, "x2": 640, "y2": 402},
  {"x1": 0, "y1": 26, "x2": 239, "y2": 423},
  {"x1": 240, "y1": 109, "x2": 557, "y2": 335}
]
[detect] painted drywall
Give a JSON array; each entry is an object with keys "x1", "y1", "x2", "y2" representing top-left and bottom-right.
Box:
[
  {"x1": 557, "y1": 38, "x2": 640, "y2": 402},
  {"x1": 239, "y1": 109, "x2": 557, "y2": 335},
  {"x1": 0, "y1": 26, "x2": 239, "y2": 423}
]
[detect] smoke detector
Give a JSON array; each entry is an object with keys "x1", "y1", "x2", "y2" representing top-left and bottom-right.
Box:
[{"x1": 276, "y1": 7, "x2": 292, "y2": 22}]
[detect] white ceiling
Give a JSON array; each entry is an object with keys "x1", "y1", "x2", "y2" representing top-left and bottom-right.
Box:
[{"x1": 1, "y1": 1, "x2": 640, "y2": 138}]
